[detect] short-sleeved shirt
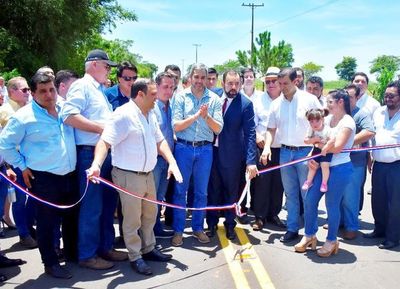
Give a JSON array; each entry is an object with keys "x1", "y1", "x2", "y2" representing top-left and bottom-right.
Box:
[
  {"x1": 351, "y1": 106, "x2": 375, "y2": 165},
  {"x1": 307, "y1": 124, "x2": 331, "y2": 144},
  {"x1": 172, "y1": 87, "x2": 223, "y2": 142},
  {"x1": 325, "y1": 114, "x2": 356, "y2": 166},
  {"x1": 372, "y1": 106, "x2": 400, "y2": 163},
  {"x1": 267, "y1": 89, "x2": 322, "y2": 147},
  {"x1": 101, "y1": 100, "x2": 164, "y2": 172},
  {"x1": 60, "y1": 73, "x2": 113, "y2": 145},
  {"x1": 356, "y1": 93, "x2": 381, "y2": 118}
]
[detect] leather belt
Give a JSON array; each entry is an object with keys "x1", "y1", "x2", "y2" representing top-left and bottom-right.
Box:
[
  {"x1": 114, "y1": 167, "x2": 151, "y2": 176},
  {"x1": 281, "y1": 144, "x2": 310, "y2": 151},
  {"x1": 177, "y1": 138, "x2": 212, "y2": 147}
]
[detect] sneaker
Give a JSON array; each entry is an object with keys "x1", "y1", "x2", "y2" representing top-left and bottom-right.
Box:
[
  {"x1": 301, "y1": 180, "x2": 313, "y2": 191},
  {"x1": 99, "y1": 249, "x2": 128, "y2": 262},
  {"x1": 171, "y1": 233, "x2": 183, "y2": 247},
  {"x1": 193, "y1": 231, "x2": 210, "y2": 244},
  {"x1": 79, "y1": 257, "x2": 114, "y2": 270},
  {"x1": 155, "y1": 230, "x2": 174, "y2": 239},
  {"x1": 19, "y1": 236, "x2": 38, "y2": 249},
  {"x1": 45, "y1": 264, "x2": 72, "y2": 279},
  {"x1": 320, "y1": 182, "x2": 328, "y2": 193}
]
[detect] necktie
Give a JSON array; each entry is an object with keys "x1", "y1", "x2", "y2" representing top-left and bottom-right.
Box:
[{"x1": 222, "y1": 98, "x2": 228, "y2": 115}]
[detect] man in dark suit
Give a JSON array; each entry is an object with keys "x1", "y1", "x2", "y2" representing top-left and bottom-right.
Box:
[{"x1": 206, "y1": 70, "x2": 258, "y2": 240}]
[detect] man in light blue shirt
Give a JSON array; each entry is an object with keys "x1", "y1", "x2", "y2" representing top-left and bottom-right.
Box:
[
  {"x1": 60, "y1": 49, "x2": 128, "y2": 270},
  {"x1": 0, "y1": 72, "x2": 78, "y2": 279},
  {"x1": 171, "y1": 63, "x2": 223, "y2": 246}
]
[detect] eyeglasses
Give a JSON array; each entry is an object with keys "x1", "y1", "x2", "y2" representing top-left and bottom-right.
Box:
[
  {"x1": 19, "y1": 87, "x2": 31, "y2": 93},
  {"x1": 120, "y1": 76, "x2": 138, "y2": 81},
  {"x1": 384, "y1": 93, "x2": 399, "y2": 99},
  {"x1": 98, "y1": 62, "x2": 111, "y2": 71},
  {"x1": 265, "y1": 79, "x2": 277, "y2": 85}
]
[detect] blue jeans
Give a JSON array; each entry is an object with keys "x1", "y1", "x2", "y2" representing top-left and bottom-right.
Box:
[
  {"x1": 280, "y1": 147, "x2": 311, "y2": 232},
  {"x1": 304, "y1": 162, "x2": 353, "y2": 241},
  {"x1": 0, "y1": 167, "x2": 8, "y2": 217},
  {"x1": 153, "y1": 156, "x2": 170, "y2": 234},
  {"x1": 173, "y1": 142, "x2": 213, "y2": 233},
  {"x1": 341, "y1": 163, "x2": 365, "y2": 231},
  {"x1": 77, "y1": 146, "x2": 117, "y2": 261}
]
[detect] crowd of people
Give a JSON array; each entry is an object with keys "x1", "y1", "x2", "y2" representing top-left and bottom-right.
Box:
[{"x1": 0, "y1": 48, "x2": 399, "y2": 282}]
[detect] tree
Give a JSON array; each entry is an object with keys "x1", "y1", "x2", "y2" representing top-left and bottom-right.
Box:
[
  {"x1": 0, "y1": 0, "x2": 137, "y2": 77},
  {"x1": 370, "y1": 55, "x2": 400, "y2": 76},
  {"x1": 235, "y1": 31, "x2": 294, "y2": 75},
  {"x1": 372, "y1": 68, "x2": 395, "y2": 105},
  {"x1": 335, "y1": 56, "x2": 357, "y2": 81},
  {"x1": 214, "y1": 60, "x2": 242, "y2": 74},
  {"x1": 301, "y1": 62, "x2": 323, "y2": 80}
]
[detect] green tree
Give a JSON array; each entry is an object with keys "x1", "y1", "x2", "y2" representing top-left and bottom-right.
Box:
[
  {"x1": 214, "y1": 60, "x2": 242, "y2": 74},
  {"x1": 301, "y1": 62, "x2": 323, "y2": 80},
  {"x1": 235, "y1": 31, "x2": 294, "y2": 75},
  {"x1": 335, "y1": 56, "x2": 357, "y2": 81},
  {"x1": 0, "y1": 0, "x2": 137, "y2": 77},
  {"x1": 370, "y1": 55, "x2": 400, "y2": 76},
  {"x1": 372, "y1": 68, "x2": 395, "y2": 105}
]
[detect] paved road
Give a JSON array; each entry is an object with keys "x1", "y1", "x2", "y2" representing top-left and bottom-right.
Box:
[{"x1": 1, "y1": 174, "x2": 399, "y2": 289}]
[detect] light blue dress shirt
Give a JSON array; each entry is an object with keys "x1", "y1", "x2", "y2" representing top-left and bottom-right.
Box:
[
  {"x1": 60, "y1": 73, "x2": 113, "y2": 146},
  {"x1": 172, "y1": 87, "x2": 223, "y2": 142},
  {"x1": 154, "y1": 99, "x2": 174, "y2": 151},
  {"x1": 0, "y1": 101, "x2": 76, "y2": 175}
]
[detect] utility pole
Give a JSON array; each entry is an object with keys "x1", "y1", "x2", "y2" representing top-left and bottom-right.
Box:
[
  {"x1": 193, "y1": 43, "x2": 201, "y2": 63},
  {"x1": 242, "y1": 2, "x2": 264, "y2": 69}
]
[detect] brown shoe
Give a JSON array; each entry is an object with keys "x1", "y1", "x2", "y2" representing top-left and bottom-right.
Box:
[
  {"x1": 19, "y1": 236, "x2": 37, "y2": 249},
  {"x1": 99, "y1": 249, "x2": 128, "y2": 261},
  {"x1": 171, "y1": 233, "x2": 183, "y2": 247},
  {"x1": 193, "y1": 231, "x2": 210, "y2": 244},
  {"x1": 79, "y1": 257, "x2": 114, "y2": 270},
  {"x1": 342, "y1": 230, "x2": 358, "y2": 240},
  {"x1": 252, "y1": 219, "x2": 264, "y2": 231}
]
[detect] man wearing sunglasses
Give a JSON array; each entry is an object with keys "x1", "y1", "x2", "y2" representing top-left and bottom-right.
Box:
[
  {"x1": 61, "y1": 49, "x2": 128, "y2": 270},
  {"x1": 105, "y1": 61, "x2": 138, "y2": 110}
]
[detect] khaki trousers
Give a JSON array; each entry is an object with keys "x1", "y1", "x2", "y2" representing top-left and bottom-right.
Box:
[{"x1": 112, "y1": 167, "x2": 157, "y2": 261}]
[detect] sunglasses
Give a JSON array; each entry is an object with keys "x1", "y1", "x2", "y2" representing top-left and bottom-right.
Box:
[
  {"x1": 19, "y1": 87, "x2": 31, "y2": 93},
  {"x1": 265, "y1": 79, "x2": 277, "y2": 85},
  {"x1": 120, "y1": 75, "x2": 138, "y2": 81}
]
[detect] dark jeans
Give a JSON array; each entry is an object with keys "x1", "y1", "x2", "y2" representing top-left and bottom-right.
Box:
[
  {"x1": 371, "y1": 161, "x2": 400, "y2": 242},
  {"x1": 30, "y1": 170, "x2": 79, "y2": 266},
  {"x1": 251, "y1": 147, "x2": 284, "y2": 220}
]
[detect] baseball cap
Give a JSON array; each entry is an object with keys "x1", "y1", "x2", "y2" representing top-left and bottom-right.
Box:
[{"x1": 85, "y1": 49, "x2": 117, "y2": 66}]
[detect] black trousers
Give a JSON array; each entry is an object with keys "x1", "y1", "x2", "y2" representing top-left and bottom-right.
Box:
[
  {"x1": 371, "y1": 161, "x2": 400, "y2": 242},
  {"x1": 30, "y1": 169, "x2": 79, "y2": 266},
  {"x1": 251, "y1": 147, "x2": 284, "y2": 220}
]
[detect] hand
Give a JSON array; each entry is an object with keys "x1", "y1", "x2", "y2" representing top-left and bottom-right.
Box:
[
  {"x1": 246, "y1": 164, "x2": 258, "y2": 180},
  {"x1": 321, "y1": 147, "x2": 328, "y2": 156},
  {"x1": 200, "y1": 104, "x2": 209, "y2": 119},
  {"x1": 6, "y1": 168, "x2": 17, "y2": 182},
  {"x1": 256, "y1": 134, "x2": 265, "y2": 149},
  {"x1": 260, "y1": 147, "x2": 271, "y2": 165},
  {"x1": 167, "y1": 162, "x2": 183, "y2": 183},
  {"x1": 22, "y1": 168, "x2": 34, "y2": 189},
  {"x1": 308, "y1": 159, "x2": 319, "y2": 171},
  {"x1": 87, "y1": 163, "x2": 101, "y2": 184}
]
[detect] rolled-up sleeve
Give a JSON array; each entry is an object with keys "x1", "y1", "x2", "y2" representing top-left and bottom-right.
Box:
[
  {"x1": 0, "y1": 117, "x2": 27, "y2": 171},
  {"x1": 210, "y1": 96, "x2": 223, "y2": 134},
  {"x1": 60, "y1": 82, "x2": 87, "y2": 121},
  {"x1": 171, "y1": 93, "x2": 185, "y2": 128}
]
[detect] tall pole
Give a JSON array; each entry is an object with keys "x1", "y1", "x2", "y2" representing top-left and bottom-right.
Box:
[
  {"x1": 193, "y1": 44, "x2": 201, "y2": 63},
  {"x1": 242, "y1": 2, "x2": 264, "y2": 69}
]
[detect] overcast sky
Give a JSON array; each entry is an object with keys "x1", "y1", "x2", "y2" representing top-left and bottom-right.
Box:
[{"x1": 104, "y1": 0, "x2": 400, "y2": 80}]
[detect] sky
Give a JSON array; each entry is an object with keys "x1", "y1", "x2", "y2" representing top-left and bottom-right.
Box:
[{"x1": 104, "y1": 0, "x2": 400, "y2": 81}]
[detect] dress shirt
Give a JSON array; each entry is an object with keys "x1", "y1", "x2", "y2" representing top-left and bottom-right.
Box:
[
  {"x1": 356, "y1": 92, "x2": 381, "y2": 117},
  {"x1": 0, "y1": 101, "x2": 76, "y2": 175},
  {"x1": 154, "y1": 99, "x2": 174, "y2": 151},
  {"x1": 0, "y1": 98, "x2": 22, "y2": 128},
  {"x1": 240, "y1": 88, "x2": 263, "y2": 102},
  {"x1": 60, "y1": 73, "x2": 113, "y2": 146},
  {"x1": 172, "y1": 87, "x2": 223, "y2": 142},
  {"x1": 105, "y1": 84, "x2": 130, "y2": 111},
  {"x1": 102, "y1": 100, "x2": 164, "y2": 172},
  {"x1": 267, "y1": 89, "x2": 321, "y2": 147},
  {"x1": 372, "y1": 106, "x2": 400, "y2": 163},
  {"x1": 253, "y1": 92, "x2": 281, "y2": 148}
]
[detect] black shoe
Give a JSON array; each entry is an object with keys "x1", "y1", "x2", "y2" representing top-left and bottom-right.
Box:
[
  {"x1": 236, "y1": 215, "x2": 250, "y2": 225},
  {"x1": 225, "y1": 227, "x2": 236, "y2": 240},
  {"x1": 0, "y1": 274, "x2": 6, "y2": 282},
  {"x1": 363, "y1": 231, "x2": 385, "y2": 239},
  {"x1": 155, "y1": 230, "x2": 174, "y2": 239},
  {"x1": 207, "y1": 225, "x2": 217, "y2": 238},
  {"x1": 378, "y1": 240, "x2": 399, "y2": 250},
  {"x1": 280, "y1": 231, "x2": 299, "y2": 243},
  {"x1": 130, "y1": 258, "x2": 152, "y2": 275},
  {"x1": 268, "y1": 216, "x2": 287, "y2": 229},
  {"x1": 45, "y1": 264, "x2": 72, "y2": 279},
  {"x1": 142, "y1": 249, "x2": 172, "y2": 262},
  {"x1": 0, "y1": 255, "x2": 26, "y2": 268}
]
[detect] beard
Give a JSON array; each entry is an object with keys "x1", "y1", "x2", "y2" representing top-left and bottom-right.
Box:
[{"x1": 225, "y1": 89, "x2": 238, "y2": 98}]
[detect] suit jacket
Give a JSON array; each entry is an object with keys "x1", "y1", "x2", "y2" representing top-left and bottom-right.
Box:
[{"x1": 217, "y1": 93, "x2": 257, "y2": 169}]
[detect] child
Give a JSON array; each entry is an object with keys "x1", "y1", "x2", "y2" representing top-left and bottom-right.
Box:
[{"x1": 302, "y1": 108, "x2": 334, "y2": 193}]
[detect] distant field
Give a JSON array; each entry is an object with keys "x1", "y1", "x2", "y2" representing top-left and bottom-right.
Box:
[{"x1": 324, "y1": 80, "x2": 377, "y2": 95}]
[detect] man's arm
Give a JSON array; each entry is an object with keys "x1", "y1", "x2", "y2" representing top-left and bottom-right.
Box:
[
  {"x1": 157, "y1": 140, "x2": 183, "y2": 183},
  {"x1": 64, "y1": 114, "x2": 104, "y2": 134},
  {"x1": 86, "y1": 139, "x2": 111, "y2": 182},
  {"x1": 260, "y1": 128, "x2": 276, "y2": 165}
]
